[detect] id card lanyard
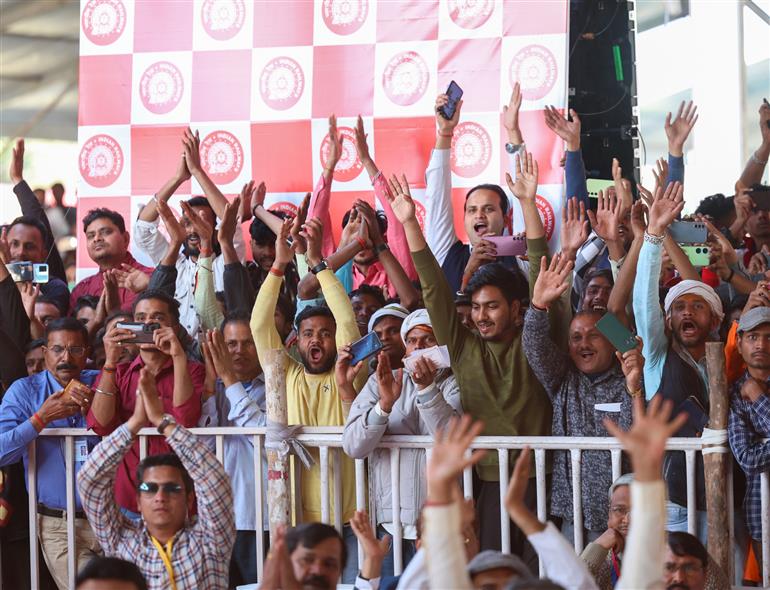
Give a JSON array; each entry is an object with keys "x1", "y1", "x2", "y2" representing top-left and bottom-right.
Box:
[{"x1": 150, "y1": 536, "x2": 178, "y2": 590}]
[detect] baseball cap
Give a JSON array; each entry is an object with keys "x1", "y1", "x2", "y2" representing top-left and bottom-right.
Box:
[
  {"x1": 738, "y1": 307, "x2": 770, "y2": 333},
  {"x1": 467, "y1": 550, "x2": 533, "y2": 580}
]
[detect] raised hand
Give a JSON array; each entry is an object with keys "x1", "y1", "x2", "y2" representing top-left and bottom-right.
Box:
[
  {"x1": 354, "y1": 115, "x2": 371, "y2": 164},
  {"x1": 559, "y1": 197, "x2": 589, "y2": 260},
  {"x1": 19, "y1": 281, "x2": 39, "y2": 320},
  {"x1": 386, "y1": 173, "x2": 417, "y2": 224},
  {"x1": 544, "y1": 106, "x2": 581, "y2": 151},
  {"x1": 744, "y1": 280, "x2": 770, "y2": 312},
  {"x1": 647, "y1": 181, "x2": 684, "y2": 237},
  {"x1": 37, "y1": 390, "x2": 81, "y2": 428},
  {"x1": 375, "y1": 352, "x2": 403, "y2": 412},
  {"x1": 274, "y1": 218, "x2": 296, "y2": 267},
  {"x1": 251, "y1": 181, "x2": 267, "y2": 217},
  {"x1": 0, "y1": 227, "x2": 10, "y2": 264},
  {"x1": 502, "y1": 82, "x2": 523, "y2": 143},
  {"x1": 505, "y1": 150, "x2": 538, "y2": 203},
  {"x1": 504, "y1": 446, "x2": 532, "y2": 520},
  {"x1": 665, "y1": 100, "x2": 698, "y2": 157},
  {"x1": 612, "y1": 157, "x2": 633, "y2": 209},
  {"x1": 137, "y1": 367, "x2": 165, "y2": 427},
  {"x1": 174, "y1": 146, "x2": 191, "y2": 184},
  {"x1": 339, "y1": 207, "x2": 363, "y2": 248},
  {"x1": 180, "y1": 200, "x2": 214, "y2": 253},
  {"x1": 325, "y1": 115, "x2": 343, "y2": 173},
  {"x1": 629, "y1": 200, "x2": 648, "y2": 241},
  {"x1": 334, "y1": 344, "x2": 364, "y2": 402},
  {"x1": 350, "y1": 510, "x2": 390, "y2": 581},
  {"x1": 409, "y1": 356, "x2": 438, "y2": 390},
  {"x1": 531, "y1": 253, "x2": 574, "y2": 309},
  {"x1": 200, "y1": 340, "x2": 217, "y2": 400},
  {"x1": 426, "y1": 415, "x2": 486, "y2": 504},
  {"x1": 113, "y1": 263, "x2": 150, "y2": 294},
  {"x1": 238, "y1": 181, "x2": 255, "y2": 221},
  {"x1": 182, "y1": 128, "x2": 202, "y2": 175},
  {"x1": 205, "y1": 329, "x2": 236, "y2": 387},
  {"x1": 301, "y1": 217, "x2": 324, "y2": 268},
  {"x1": 157, "y1": 198, "x2": 186, "y2": 247},
  {"x1": 126, "y1": 385, "x2": 148, "y2": 435},
  {"x1": 261, "y1": 524, "x2": 301, "y2": 590},
  {"x1": 733, "y1": 188, "x2": 755, "y2": 234},
  {"x1": 604, "y1": 395, "x2": 688, "y2": 482},
  {"x1": 587, "y1": 189, "x2": 623, "y2": 244},
  {"x1": 355, "y1": 199, "x2": 384, "y2": 246},
  {"x1": 617, "y1": 337, "x2": 644, "y2": 393},
  {"x1": 760, "y1": 100, "x2": 770, "y2": 147},
  {"x1": 290, "y1": 193, "x2": 310, "y2": 255},
  {"x1": 636, "y1": 183, "x2": 654, "y2": 208},
  {"x1": 652, "y1": 157, "x2": 669, "y2": 194},
  {"x1": 700, "y1": 215, "x2": 738, "y2": 267},
  {"x1": 151, "y1": 326, "x2": 185, "y2": 359},
  {"x1": 435, "y1": 93, "x2": 462, "y2": 135},
  {"x1": 217, "y1": 196, "x2": 241, "y2": 251},
  {"x1": 9, "y1": 138, "x2": 24, "y2": 184},
  {"x1": 463, "y1": 239, "x2": 497, "y2": 281}
]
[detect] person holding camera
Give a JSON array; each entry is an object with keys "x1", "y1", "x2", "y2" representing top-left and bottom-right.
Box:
[{"x1": 87, "y1": 289, "x2": 204, "y2": 519}]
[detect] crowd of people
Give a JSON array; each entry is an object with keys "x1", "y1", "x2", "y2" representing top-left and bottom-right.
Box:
[{"x1": 0, "y1": 85, "x2": 769, "y2": 590}]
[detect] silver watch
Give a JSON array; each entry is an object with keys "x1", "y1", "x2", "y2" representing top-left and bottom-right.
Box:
[{"x1": 157, "y1": 414, "x2": 176, "y2": 435}]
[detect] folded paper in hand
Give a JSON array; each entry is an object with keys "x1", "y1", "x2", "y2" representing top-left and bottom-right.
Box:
[{"x1": 403, "y1": 345, "x2": 451, "y2": 373}]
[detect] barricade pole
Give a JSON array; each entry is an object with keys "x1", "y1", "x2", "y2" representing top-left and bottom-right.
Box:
[
  {"x1": 65, "y1": 437, "x2": 76, "y2": 590},
  {"x1": 390, "y1": 448, "x2": 403, "y2": 575},
  {"x1": 498, "y1": 449, "x2": 510, "y2": 554},
  {"x1": 570, "y1": 448, "x2": 584, "y2": 553},
  {"x1": 27, "y1": 439, "x2": 39, "y2": 590},
  {"x1": 254, "y1": 434, "x2": 265, "y2": 582},
  {"x1": 263, "y1": 348, "x2": 291, "y2": 536},
  {"x1": 685, "y1": 450, "x2": 697, "y2": 535}
]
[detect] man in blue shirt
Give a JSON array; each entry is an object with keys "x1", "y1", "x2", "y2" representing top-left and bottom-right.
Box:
[{"x1": 0, "y1": 317, "x2": 100, "y2": 590}]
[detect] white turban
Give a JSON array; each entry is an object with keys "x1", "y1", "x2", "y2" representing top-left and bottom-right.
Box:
[
  {"x1": 663, "y1": 279, "x2": 724, "y2": 321},
  {"x1": 367, "y1": 303, "x2": 409, "y2": 333},
  {"x1": 400, "y1": 308, "x2": 433, "y2": 344}
]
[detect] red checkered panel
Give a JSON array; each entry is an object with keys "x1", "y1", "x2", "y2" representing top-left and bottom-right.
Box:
[{"x1": 77, "y1": 0, "x2": 569, "y2": 278}]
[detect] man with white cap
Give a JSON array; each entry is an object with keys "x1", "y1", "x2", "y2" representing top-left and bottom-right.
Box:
[
  {"x1": 632, "y1": 181, "x2": 722, "y2": 541},
  {"x1": 342, "y1": 308, "x2": 462, "y2": 576},
  {"x1": 729, "y1": 305, "x2": 770, "y2": 562},
  {"x1": 367, "y1": 303, "x2": 409, "y2": 369}
]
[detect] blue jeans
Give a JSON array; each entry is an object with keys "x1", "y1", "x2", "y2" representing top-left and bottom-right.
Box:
[
  {"x1": 341, "y1": 524, "x2": 360, "y2": 584},
  {"x1": 665, "y1": 501, "x2": 708, "y2": 545},
  {"x1": 559, "y1": 520, "x2": 603, "y2": 548},
  {"x1": 376, "y1": 525, "x2": 418, "y2": 578}
]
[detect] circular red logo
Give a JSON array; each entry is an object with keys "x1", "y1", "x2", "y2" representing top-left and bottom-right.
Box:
[
  {"x1": 139, "y1": 61, "x2": 184, "y2": 115},
  {"x1": 535, "y1": 195, "x2": 555, "y2": 241},
  {"x1": 269, "y1": 202, "x2": 299, "y2": 218},
  {"x1": 260, "y1": 56, "x2": 305, "y2": 111},
  {"x1": 81, "y1": 0, "x2": 126, "y2": 45},
  {"x1": 320, "y1": 127, "x2": 363, "y2": 183},
  {"x1": 322, "y1": 0, "x2": 368, "y2": 35},
  {"x1": 200, "y1": 131, "x2": 244, "y2": 185},
  {"x1": 382, "y1": 51, "x2": 430, "y2": 107},
  {"x1": 509, "y1": 45, "x2": 558, "y2": 101},
  {"x1": 413, "y1": 199, "x2": 427, "y2": 233},
  {"x1": 79, "y1": 134, "x2": 124, "y2": 188},
  {"x1": 201, "y1": 0, "x2": 245, "y2": 40},
  {"x1": 447, "y1": 0, "x2": 494, "y2": 29},
  {"x1": 451, "y1": 122, "x2": 492, "y2": 178}
]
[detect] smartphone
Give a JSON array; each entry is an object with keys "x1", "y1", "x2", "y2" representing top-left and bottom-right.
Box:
[
  {"x1": 64, "y1": 379, "x2": 93, "y2": 403},
  {"x1": 586, "y1": 179, "x2": 615, "y2": 200},
  {"x1": 749, "y1": 188, "x2": 770, "y2": 212},
  {"x1": 681, "y1": 245, "x2": 710, "y2": 267},
  {"x1": 438, "y1": 80, "x2": 463, "y2": 120},
  {"x1": 5, "y1": 261, "x2": 49, "y2": 283},
  {"x1": 115, "y1": 321, "x2": 160, "y2": 344},
  {"x1": 349, "y1": 331, "x2": 384, "y2": 366},
  {"x1": 484, "y1": 235, "x2": 527, "y2": 257},
  {"x1": 669, "y1": 221, "x2": 707, "y2": 245},
  {"x1": 595, "y1": 312, "x2": 637, "y2": 353}
]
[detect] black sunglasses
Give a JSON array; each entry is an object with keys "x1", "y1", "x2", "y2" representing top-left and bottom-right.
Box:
[{"x1": 137, "y1": 482, "x2": 184, "y2": 495}]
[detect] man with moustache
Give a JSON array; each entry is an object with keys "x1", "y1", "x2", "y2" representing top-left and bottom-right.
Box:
[
  {"x1": 0, "y1": 317, "x2": 100, "y2": 589},
  {"x1": 663, "y1": 532, "x2": 730, "y2": 590},
  {"x1": 632, "y1": 181, "x2": 722, "y2": 540},
  {"x1": 251, "y1": 217, "x2": 364, "y2": 582},
  {"x1": 524, "y1": 253, "x2": 639, "y2": 544},
  {"x1": 728, "y1": 306, "x2": 770, "y2": 565},
  {"x1": 366, "y1": 303, "x2": 409, "y2": 369}
]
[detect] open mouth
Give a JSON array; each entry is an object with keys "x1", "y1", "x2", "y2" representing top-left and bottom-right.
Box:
[
  {"x1": 579, "y1": 350, "x2": 596, "y2": 361},
  {"x1": 473, "y1": 222, "x2": 489, "y2": 235},
  {"x1": 309, "y1": 346, "x2": 323, "y2": 363},
  {"x1": 476, "y1": 321, "x2": 493, "y2": 334},
  {"x1": 592, "y1": 303, "x2": 607, "y2": 311},
  {"x1": 680, "y1": 320, "x2": 698, "y2": 338}
]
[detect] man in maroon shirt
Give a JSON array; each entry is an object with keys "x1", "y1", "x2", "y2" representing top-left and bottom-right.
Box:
[
  {"x1": 70, "y1": 208, "x2": 153, "y2": 311},
  {"x1": 87, "y1": 289, "x2": 204, "y2": 515}
]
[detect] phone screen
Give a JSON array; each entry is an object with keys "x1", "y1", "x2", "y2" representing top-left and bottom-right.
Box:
[
  {"x1": 439, "y1": 81, "x2": 463, "y2": 120},
  {"x1": 595, "y1": 312, "x2": 637, "y2": 353},
  {"x1": 349, "y1": 331, "x2": 384, "y2": 365}
]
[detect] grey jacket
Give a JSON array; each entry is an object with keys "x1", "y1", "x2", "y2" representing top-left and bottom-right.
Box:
[
  {"x1": 343, "y1": 370, "x2": 461, "y2": 528},
  {"x1": 523, "y1": 307, "x2": 633, "y2": 531}
]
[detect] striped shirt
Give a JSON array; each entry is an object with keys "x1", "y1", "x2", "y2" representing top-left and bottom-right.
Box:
[{"x1": 77, "y1": 424, "x2": 235, "y2": 590}]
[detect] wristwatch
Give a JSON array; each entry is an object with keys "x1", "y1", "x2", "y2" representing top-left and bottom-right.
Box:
[
  {"x1": 374, "y1": 243, "x2": 389, "y2": 256},
  {"x1": 505, "y1": 142, "x2": 525, "y2": 155},
  {"x1": 310, "y1": 259, "x2": 328, "y2": 275},
  {"x1": 157, "y1": 414, "x2": 177, "y2": 435}
]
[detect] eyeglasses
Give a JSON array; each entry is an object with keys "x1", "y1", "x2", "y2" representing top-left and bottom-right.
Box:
[
  {"x1": 609, "y1": 505, "x2": 630, "y2": 518},
  {"x1": 664, "y1": 562, "x2": 703, "y2": 576},
  {"x1": 45, "y1": 345, "x2": 87, "y2": 358},
  {"x1": 137, "y1": 482, "x2": 184, "y2": 495}
]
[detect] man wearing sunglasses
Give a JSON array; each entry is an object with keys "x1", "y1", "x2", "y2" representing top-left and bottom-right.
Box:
[
  {"x1": 0, "y1": 317, "x2": 100, "y2": 589},
  {"x1": 78, "y1": 367, "x2": 234, "y2": 590}
]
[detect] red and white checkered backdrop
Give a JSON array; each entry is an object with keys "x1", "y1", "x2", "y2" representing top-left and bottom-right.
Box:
[{"x1": 76, "y1": 0, "x2": 569, "y2": 280}]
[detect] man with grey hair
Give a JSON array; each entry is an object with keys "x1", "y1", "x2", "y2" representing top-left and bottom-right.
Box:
[
  {"x1": 580, "y1": 473, "x2": 633, "y2": 590},
  {"x1": 467, "y1": 550, "x2": 533, "y2": 590}
]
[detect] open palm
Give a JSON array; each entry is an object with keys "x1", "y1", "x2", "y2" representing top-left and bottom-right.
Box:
[{"x1": 386, "y1": 173, "x2": 416, "y2": 224}]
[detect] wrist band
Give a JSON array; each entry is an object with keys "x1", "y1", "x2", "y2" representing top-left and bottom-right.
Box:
[
  {"x1": 94, "y1": 388, "x2": 114, "y2": 397},
  {"x1": 102, "y1": 365, "x2": 116, "y2": 373},
  {"x1": 355, "y1": 236, "x2": 367, "y2": 250},
  {"x1": 269, "y1": 267, "x2": 285, "y2": 278},
  {"x1": 437, "y1": 130, "x2": 454, "y2": 137},
  {"x1": 530, "y1": 302, "x2": 548, "y2": 312},
  {"x1": 643, "y1": 231, "x2": 665, "y2": 246},
  {"x1": 726, "y1": 268, "x2": 735, "y2": 283},
  {"x1": 626, "y1": 385, "x2": 643, "y2": 398},
  {"x1": 31, "y1": 412, "x2": 45, "y2": 430}
]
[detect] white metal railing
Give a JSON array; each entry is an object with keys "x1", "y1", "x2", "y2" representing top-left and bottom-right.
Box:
[{"x1": 18, "y1": 427, "x2": 769, "y2": 589}]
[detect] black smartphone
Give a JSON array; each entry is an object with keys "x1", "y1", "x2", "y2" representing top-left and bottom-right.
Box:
[
  {"x1": 595, "y1": 312, "x2": 637, "y2": 353},
  {"x1": 669, "y1": 221, "x2": 707, "y2": 245},
  {"x1": 115, "y1": 321, "x2": 161, "y2": 344},
  {"x1": 438, "y1": 80, "x2": 463, "y2": 120},
  {"x1": 749, "y1": 187, "x2": 770, "y2": 212},
  {"x1": 349, "y1": 331, "x2": 384, "y2": 365}
]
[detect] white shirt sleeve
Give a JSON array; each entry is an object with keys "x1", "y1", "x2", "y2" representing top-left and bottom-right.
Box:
[
  {"x1": 133, "y1": 217, "x2": 170, "y2": 265},
  {"x1": 424, "y1": 149, "x2": 458, "y2": 267},
  {"x1": 422, "y1": 502, "x2": 472, "y2": 590},
  {"x1": 527, "y1": 522, "x2": 599, "y2": 590}
]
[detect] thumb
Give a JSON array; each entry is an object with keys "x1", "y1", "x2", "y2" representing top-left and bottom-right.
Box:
[
  {"x1": 379, "y1": 534, "x2": 392, "y2": 552},
  {"x1": 50, "y1": 390, "x2": 65, "y2": 399}
]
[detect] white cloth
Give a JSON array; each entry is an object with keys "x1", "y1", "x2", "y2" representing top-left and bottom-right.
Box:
[
  {"x1": 528, "y1": 522, "x2": 599, "y2": 590},
  {"x1": 663, "y1": 279, "x2": 724, "y2": 321},
  {"x1": 400, "y1": 308, "x2": 432, "y2": 343}
]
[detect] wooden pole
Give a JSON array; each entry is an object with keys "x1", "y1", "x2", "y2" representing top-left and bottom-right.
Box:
[
  {"x1": 704, "y1": 342, "x2": 730, "y2": 576},
  {"x1": 264, "y1": 347, "x2": 291, "y2": 536}
]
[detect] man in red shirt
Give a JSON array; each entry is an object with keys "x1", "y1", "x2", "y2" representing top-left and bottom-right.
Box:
[
  {"x1": 70, "y1": 208, "x2": 153, "y2": 311},
  {"x1": 87, "y1": 289, "x2": 204, "y2": 516}
]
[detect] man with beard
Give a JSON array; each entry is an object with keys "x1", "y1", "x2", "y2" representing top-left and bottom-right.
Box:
[
  {"x1": 251, "y1": 216, "x2": 363, "y2": 583},
  {"x1": 633, "y1": 181, "x2": 722, "y2": 542},
  {"x1": 135, "y1": 128, "x2": 246, "y2": 339},
  {"x1": 524, "y1": 253, "x2": 639, "y2": 545},
  {"x1": 0, "y1": 318, "x2": 100, "y2": 589},
  {"x1": 70, "y1": 208, "x2": 153, "y2": 311},
  {"x1": 367, "y1": 303, "x2": 409, "y2": 368},
  {"x1": 728, "y1": 306, "x2": 770, "y2": 565}
]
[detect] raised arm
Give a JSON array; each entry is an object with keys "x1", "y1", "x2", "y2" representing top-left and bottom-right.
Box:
[
  {"x1": 137, "y1": 144, "x2": 190, "y2": 223},
  {"x1": 664, "y1": 100, "x2": 697, "y2": 185},
  {"x1": 544, "y1": 106, "x2": 587, "y2": 208},
  {"x1": 607, "y1": 201, "x2": 646, "y2": 324},
  {"x1": 737, "y1": 100, "x2": 770, "y2": 190},
  {"x1": 308, "y1": 115, "x2": 342, "y2": 257}
]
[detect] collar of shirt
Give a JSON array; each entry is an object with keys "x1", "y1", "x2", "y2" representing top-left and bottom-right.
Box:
[{"x1": 352, "y1": 260, "x2": 387, "y2": 285}]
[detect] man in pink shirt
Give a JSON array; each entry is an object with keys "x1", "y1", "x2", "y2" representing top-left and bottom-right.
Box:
[
  {"x1": 87, "y1": 289, "x2": 204, "y2": 516},
  {"x1": 70, "y1": 208, "x2": 153, "y2": 311}
]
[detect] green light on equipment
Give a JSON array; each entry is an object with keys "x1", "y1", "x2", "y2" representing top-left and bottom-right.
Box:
[{"x1": 612, "y1": 45, "x2": 624, "y2": 82}]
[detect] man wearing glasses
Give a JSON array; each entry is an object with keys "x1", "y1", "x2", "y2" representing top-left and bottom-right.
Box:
[
  {"x1": 0, "y1": 317, "x2": 100, "y2": 589},
  {"x1": 78, "y1": 367, "x2": 234, "y2": 590}
]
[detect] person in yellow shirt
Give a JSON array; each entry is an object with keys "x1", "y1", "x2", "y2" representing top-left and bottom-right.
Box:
[{"x1": 251, "y1": 216, "x2": 365, "y2": 583}]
